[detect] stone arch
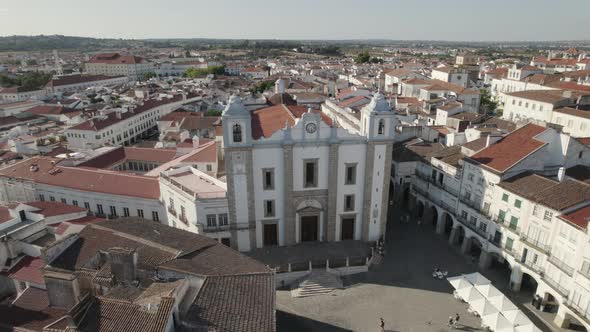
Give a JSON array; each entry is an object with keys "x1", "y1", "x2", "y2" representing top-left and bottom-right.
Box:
[
  {"x1": 416, "y1": 200, "x2": 425, "y2": 219},
  {"x1": 522, "y1": 272, "x2": 539, "y2": 294},
  {"x1": 542, "y1": 291, "x2": 560, "y2": 314},
  {"x1": 462, "y1": 235, "x2": 483, "y2": 259},
  {"x1": 443, "y1": 212, "x2": 454, "y2": 236},
  {"x1": 429, "y1": 205, "x2": 439, "y2": 227},
  {"x1": 296, "y1": 199, "x2": 323, "y2": 211},
  {"x1": 561, "y1": 311, "x2": 589, "y2": 331}
]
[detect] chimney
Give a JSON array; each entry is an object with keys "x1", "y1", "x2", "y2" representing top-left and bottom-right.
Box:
[
  {"x1": 108, "y1": 247, "x2": 137, "y2": 285},
  {"x1": 192, "y1": 135, "x2": 200, "y2": 149},
  {"x1": 557, "y1": 167, "x2": 566, "y2": 182},
  {"x1": 485, "y1": 135, "x2": 492, "y2": 147},
  {"x1": 563, "y1": 90, "x2": 572, "y2": 99},
  {"x1": 115, "y1": 110, "x2": 122, "y2": 119}
]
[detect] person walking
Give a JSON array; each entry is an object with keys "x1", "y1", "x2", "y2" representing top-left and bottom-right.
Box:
[
  {"x1": 447, "y1": 315, "x2": 454, "y2": 327},
  {"x1": 380, "y1": 317, "x2": 385, "y2": 332},
  {"x1": 453, "y1": 313, "x2": 460, "y2": 327}
]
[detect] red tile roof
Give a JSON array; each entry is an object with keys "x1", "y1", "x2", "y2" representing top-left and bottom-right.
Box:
[
  {"x1": 0, "y1": 205, "x2": 12, "y2": 224},
  {"x1": 87, "y1": 53, "x2": 145, "y2": 65},
  {"x1": 46, "y1": 74, "x2": 125, "y2": 87},
  {"x1": 250, "y1": 104, "x2": 333, "y2": 140},
  {"x1": 0, "y1": 157, "x2": 160, "y2": 199},
  {"x1": 26, "y1": 201, "x2": 86, "y2": 217},
  {"x1": 470, "y1": 124, "x2": 547, "y2": 173},
  {"x1": 7, "y1": 256, "x2": 45, "y2": 285},
  {"x1": 182, "y1": 142, "x2": 217, "y2": 163},
  {"x1": 560, "y1": 204, "x2": 590, "y2": 230}
]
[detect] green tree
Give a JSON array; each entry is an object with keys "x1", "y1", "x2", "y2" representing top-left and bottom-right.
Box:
[
  {"x1": 185, "y1": 66, "x2": 225, "y2": 78},
  {"x1": 480, "y1": 89, "x2": 498, "y2": 114},
  {"x1": 205, "y1": 109, "x2": 222, "y2": 116},
  {"x1": 249, "y1": 80, "x2": 274, "y2": 94},
  {"x1": 355, "y1": 51, "x2": 371, "y2": 64},
  {"x1": 142, "y1": 72, "x2": 156, "y2": 81}
]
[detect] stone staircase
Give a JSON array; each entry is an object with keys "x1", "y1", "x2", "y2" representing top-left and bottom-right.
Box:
[{"x1": 290, "y1": 271, "x2": 343, "y2": 298}]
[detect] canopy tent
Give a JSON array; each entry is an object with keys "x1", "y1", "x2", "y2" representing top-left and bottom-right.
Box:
[
  {"x1": 447, "y1": 275, "x2": 472, "y2": 291},
  {"x1": 475, "y1": 283, "x2": 503, "y2": 298},
  {"x1": 470, "y1": 298, "x2": 499, "y2": 317},
  {"x1": 464, "y1": 272, "x2": 491, "y2": 286},
  {"x1": 489, "y1": 295, "x2": 519, "y2": 312},
  {"x1": 457, "y1": 286, "x2": 484, "y2": 302},
  {"x1": 503, "y1": 309, "x2": 532, "y2": 326},
  {"x1": 482, "y1": 312, "x2": 513, "y2": 331},
  {"x1": 515, "y1": 324, "x2": 543, "y2": 332}
]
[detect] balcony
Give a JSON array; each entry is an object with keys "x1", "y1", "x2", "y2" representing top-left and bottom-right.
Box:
[
  {"x1": 520, "y1": 234, "x2": 551, "y2": 254},
  {"x1": 167, "y1": 207, "x2": 177, "y2": 217},
  {"x1": 415, "y1": 171, "x2": 460, "y2": 197},
  {"x1": 203, "y1": 222, "x2": 250, "y2": 233},
  {"x1": 179, "y1": 214, "x2": 188, "y2": 224},
  {"x1": 494, "y1": 217, "x2": 521, "y2": 236},
  {"x1": 548, "y1": 256, "x2": 575, "y2": 277},
  {"x1": 488, "y1": 235, "x2": 501, "y2": 248},
  {"x1": 519, "y1": 256, "x2": 544, "y2": 275},
  {"x1": 543, "y1": 274, "x2": 569, "y2": 298},
  {"x1": 564, "y1": 300, "x2": 590, "y2": 325}
]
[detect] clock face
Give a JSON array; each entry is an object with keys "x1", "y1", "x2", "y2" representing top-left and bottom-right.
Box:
[{"x1": 305, "y1": 122, "x2": 317, "y2": 134}]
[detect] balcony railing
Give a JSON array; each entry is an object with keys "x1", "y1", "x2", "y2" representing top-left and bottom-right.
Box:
[
  {"x1": 543, "y1": 274, "x2": 569, "y2": 298},
  {"x1": 488, "y1": 235, "x2": 501, "y2": 248},
  {"x1": 494, "y1": 217, "x2": 521, "y2": 236},
  {"x1": 519, "y1": 256, "x2": 545, "y2": 275},
  {"x1": 520, "y1": 234, "x2": 551, "y2": 254},
  {"x1": 179, "y1": 214, "x2": 188, "y2": 224},
  {"x1": 548, "y1": 256, "x2": 575, "y2": 277},
  {"x1": 167, "y1": 207, "x2": 177, "y2": 217},
  {"x1": 415, "y1": 170, "x2": 460, "y2": 197},
  {"x1": 203, "y1": 222, "x2": 250, "y2": 232},
  {"x1": 564, "y1": 300, "x2": 590, "y2": 325}
]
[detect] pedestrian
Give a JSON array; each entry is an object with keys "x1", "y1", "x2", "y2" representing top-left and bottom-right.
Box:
[
  {"x1": 380, "y1": 317, "x2": 385, "y2": 332},
  {"x1": 447, "y1": 315, "x2": 454, "y2": 327},
  {"x1": 453, "y1": 313, "x2": 460, "y2": 327}
]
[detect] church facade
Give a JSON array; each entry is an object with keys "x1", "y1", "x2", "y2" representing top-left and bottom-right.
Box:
[{"x1": 222, "y1": 93, "x2": 397, "y2": 251}]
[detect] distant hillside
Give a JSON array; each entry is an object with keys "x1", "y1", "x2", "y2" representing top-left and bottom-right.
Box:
[{"x1": 0, "y1": 35, "x2": 144, "y2": 52}]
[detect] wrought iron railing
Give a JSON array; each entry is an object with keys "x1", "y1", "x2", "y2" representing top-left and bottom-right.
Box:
[
  {"x1": 548, "y1": 256, "x2": 574, "y2": 277},
  {"x1": 520, "y1": 234, "x2": 551, "y2": 254},
  {"x1": 543, "y1": 274, "x2": 569, "y2": 297}
]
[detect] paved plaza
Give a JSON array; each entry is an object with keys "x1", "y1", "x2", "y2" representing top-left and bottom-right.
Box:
[{"x1": 276, "y1": 207, "x2": 558, "y2": 332}]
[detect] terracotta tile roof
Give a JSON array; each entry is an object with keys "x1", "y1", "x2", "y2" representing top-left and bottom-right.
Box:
[
  {"x1": 0, "y1": 205, "x2": 12, "y2": 224},
  {"x1": 0, "y1": 157, "x2": 161, "y2": 199},
  {"x1": 76, "y1": 296, "x2": 175, "y2": 332},
  {"x1": 25, "y1": 201, "x2": 86, "y2": 217},
  {"x1": 547, "y1": 81, "x2": 590, "y2": 93},
  {"x1": 576, "y1": 137, "x2": 590, "y2": 146},
  {"x1": 88, "y1": 53, "x2": 145, "y2": 65},
  {"x1": 7, "y1": 256, "x2": 45, "y2": 285},
  {"x1": 0, "y1": 287, "x2": 66, "y2": 331},
  {"x1": 338, "y1": 95, "x2": 370, "y2": 107},
  {"x1": 251, "y1": 104, "x2": 332, "y2": 140},
  {"x1": 506, "y1": 90, "x2": 571, "y2": 104},
  {"x1": 186, "y1": 274, "x2": 275, "y2": 332},
  {"x1": 554, "y1": 107, "x2": 590, "y2": 120},
  {"x1": 498, "y1": 172, "x2": 558, "y2": 201},
  {"x1": 559, "y1": 205, "x2": 590, "y2": 230},
  {"x1": 533, "y1": 179, "x2": 590, "y2": 211},
  {"x1": 69, "y1": 94, "x2": 194, "y2": 132},
  {"x1": 47, "y1": 74, "x2": 125, "y2": 87},
  {"x1": 469, "y1": 124, "x2": 547, "y2": 173},
  {"x1": 392, "y1": 141, "x2": 445, "y2": 163},
  {"x1": 181, "y1": 142, "x2": 217, "y2": 163}
]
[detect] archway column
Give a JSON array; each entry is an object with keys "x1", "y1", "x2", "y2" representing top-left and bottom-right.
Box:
[
  {"x1": 449, "y1": 226, "x2": 460, "y2": 245},
  {"x1": 461, "y1": 237, "x2": 471, "y2": 254},
  {"x1": 554, "y1": 305, "x2": 571, "y2": 329},
  {"x1": 509, "y1": 267, "x2": 523, "y2": 291},
  {"x1": 478, "y1": 250, "x2": 493, "y2": 270},
  {"x1": 435, "y1": 213, "x2": 445, "y2": 235}
]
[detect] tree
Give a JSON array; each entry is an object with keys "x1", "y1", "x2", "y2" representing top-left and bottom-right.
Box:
[
  {"x1": 142, "y1": 72, "x2": 156, "y2": 81},
  {"x1": 480, "y1": 89, "x2": 498, "y2": 114},
  {"x1": 205, "y1": 109, "x2": 222, "y2": 116},
  {"x1": 355, "y1": 51, "x2": 371, "y2": 64},
  {"x1": 249, "y1": 80, "x2": 274, "y2": 94},
  {"x1": 185, "y1": 66, "x2": 225, "y2": 78}
]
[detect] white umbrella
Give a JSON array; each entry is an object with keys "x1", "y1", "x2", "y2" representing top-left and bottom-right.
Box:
[
  {"x1": 515, "y1": 323, "x2": 542, "y2": 332},
  {"x1": 475, "y1": 283, "x2": 503, "y2": 298},
  {"x1": 457, "y1": 286, "x2": 484, "y2": 303},
  {"x1": 482, "y1": 312, "x2": 513, "y2": 331},
  {"x1": 470, "y1": 298, "x2": 499, "y2": 317},
  {"x1": 447, "y1": 275, "x2": 471, "y2": 290},
  {"x1": 464, "y1": 272, "x2": 491, "y2": 286},
  {"x1": 503, "y1": 309, "x2": 532, "y2": 326},
  {"x1": 489, "y1": 295, "x2": 518, "y2": 312}
]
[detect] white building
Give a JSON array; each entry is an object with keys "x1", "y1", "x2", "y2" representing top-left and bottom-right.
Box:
[
  {"x1": 85, "y1": 53, "x2": 154, "y2": 80},
  {"x1": 45, "y1": 74, "x2": 128, "y2": 95},
  {"x1": 431, "y1": 66, "x2": 469, "y2": 88},
  {"x1": 400, "y1": 123, "x2": 590, "y2": 330},
  {"x1": 221, "y1": 93, "x2": 396, "y2": 251},
  {"x1": 65, "y1": 94, "x2": 200, "y2": 150},
  {"x1": 0, "y1": 87, "x2": 47, "y2": 104}
]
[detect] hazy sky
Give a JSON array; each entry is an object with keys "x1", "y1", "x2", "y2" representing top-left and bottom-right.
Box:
[{"x1": 1, "y1": 0, "x2": 589, "y2": 41}]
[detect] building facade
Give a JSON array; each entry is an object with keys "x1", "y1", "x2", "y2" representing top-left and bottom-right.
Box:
[{"x1": 221, "y1": 93, "x2": 396, "y2": 251}]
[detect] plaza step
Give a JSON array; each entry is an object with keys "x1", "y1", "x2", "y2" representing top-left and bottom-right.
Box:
[{"x1": 291, "y1": 271, "x2": 343, "y2": 298}]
